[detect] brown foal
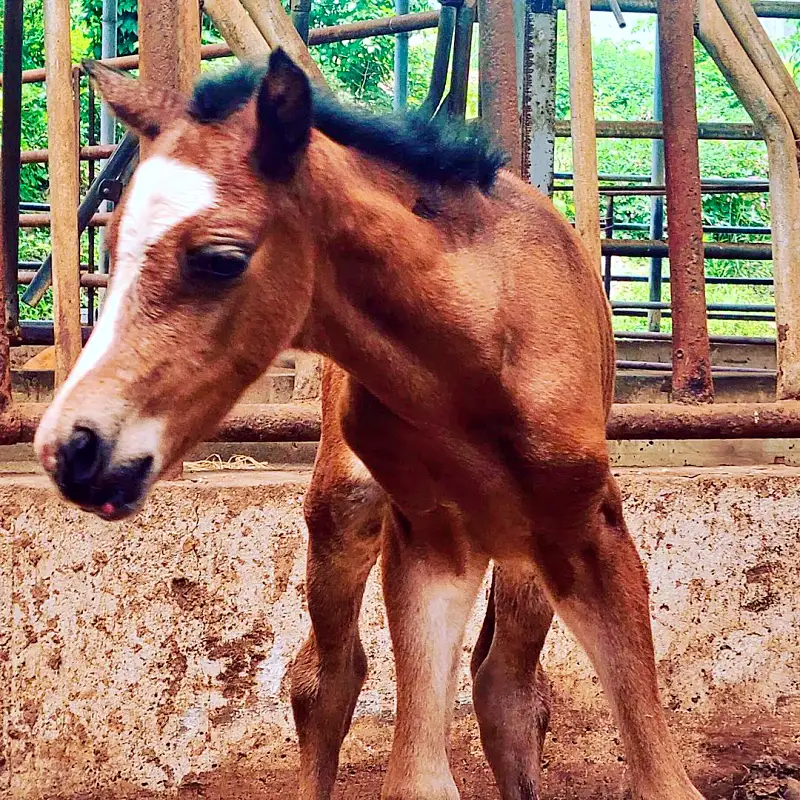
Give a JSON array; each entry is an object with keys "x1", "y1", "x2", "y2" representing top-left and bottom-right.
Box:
[{"x1": 35, "y1": 51, "x2": 703, "y2": 800}]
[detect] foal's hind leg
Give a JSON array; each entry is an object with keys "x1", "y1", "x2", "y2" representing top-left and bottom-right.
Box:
[
  {"x1": 528, "y1": 466, "x2": 702, "y2": 800},
  {"x1": 381, "y1": 508, "x2": 488, "y2": 800},
  {"x1": 289, "y1": 454, "x2": 384, "y2": 800},
  {"x1": 471, "y1": 565, "x2": 553, "y2": 800}
]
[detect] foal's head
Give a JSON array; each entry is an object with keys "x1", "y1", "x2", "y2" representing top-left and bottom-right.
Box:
[
  {"x1": 35, "y1": 50, "x2": 505, "y2": 519},
  {"x1": 35, "y1": 50, "x2": 324, "y2": 519}
]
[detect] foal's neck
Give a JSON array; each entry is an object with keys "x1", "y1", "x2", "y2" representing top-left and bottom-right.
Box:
[{"x1": 298, "y1": 143, "x2": 496, "y2": 418}]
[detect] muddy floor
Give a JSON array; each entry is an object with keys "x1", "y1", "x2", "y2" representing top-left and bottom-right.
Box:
[{"x1": 89, "y1": 697, "x2": 799, "y2": 800}]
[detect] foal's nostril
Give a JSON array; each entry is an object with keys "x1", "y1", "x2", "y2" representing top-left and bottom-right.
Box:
[{"x1": 59, "y1": 426, "x2": 105, "y2": 485}]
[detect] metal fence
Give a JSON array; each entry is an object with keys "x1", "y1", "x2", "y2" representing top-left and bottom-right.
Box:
[{"x1": 3, "y1": 0, "x2": 800, "y2": 444}]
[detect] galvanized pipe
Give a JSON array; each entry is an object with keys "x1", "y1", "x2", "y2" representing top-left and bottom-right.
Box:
[
  {"x1": 291, "y1": 0, "x2": 312, "y2": 42},
  {"x1": 565, "y1": 0, "x2": 601, "y2": 268},
  {"x1": 479, "y1": 0, "x2": 522, "y2": 175},
  {"x1": 520, "y1": 0, "x2": 557, "y2": 194},
  {"x1": 1, "y1": 0, "x2": 23, "y2": 348},
  {"x1": 658, "y1": 0, "x2": 713, "y2": 403},
  {"x1": 394, "y1": 0, "x2": 410, "y2": 110},
  {"x1": 697, "y1": 0, "x2": 800, "y2": 400},
  {"x1": 648, "y1": 24, "x2": 664, "y2": 332}
]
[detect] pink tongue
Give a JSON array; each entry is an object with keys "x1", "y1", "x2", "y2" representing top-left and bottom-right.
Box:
[{"x1": 101, "y1": 502, "x2": 116, "y2": 516}]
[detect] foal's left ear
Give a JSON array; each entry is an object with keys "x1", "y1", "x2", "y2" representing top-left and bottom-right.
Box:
[{"x1": 254, "y1": 49, "x2": 312, "y2": 180}]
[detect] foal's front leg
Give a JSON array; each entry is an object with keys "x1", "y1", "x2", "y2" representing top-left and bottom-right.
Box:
[
  {"x1": 289, "y1": 462, "x2": 384, "y2": 800},
  {"x1": 381, "y1": 507, "x2": 488, "y2": 800}
]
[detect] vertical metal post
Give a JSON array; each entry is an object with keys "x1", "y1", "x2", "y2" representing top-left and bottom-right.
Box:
[
  {"x1": 394, "y1": 0, "x2": 410, "y2": 110},
  {"x1": 604, "y1": 196, "x2": 614, "y2": 297},
  {"x1": 98, "y1": 0, "x2": 118, "y2": 275},
  {"x1": 1, "y1": 0, "x2": 23, "y2": 347},
  {"x1": 291, "y1": 0, "x2": 311, "y2": 43},
  {"x1": 444, "y1": 1, "x2": 476, "y2": 120},
  {"x1": 478, "y1": 0, "x2": 522, "y2": 175},
  {"x1": 521, "y1": 0, "x2": 557, "y2": 195},
  {"x1": 566, "y1": 0, "x2": 601, "y2": 269},
  {"x1": 647, "y1": 25, "x2": 665, "y2": 332},
  {"x1": 87, "y1": 84, "x2": 97, "y2": 325},
  {"x1": 138, "y1": 0, "x2": 201, "y2": 157},
  {"x1": 658, "y1": 0, "x2": 713, "y2": 402},
  {"x1": 44, "y1": 0, "x2": 83, "y2": 385}
]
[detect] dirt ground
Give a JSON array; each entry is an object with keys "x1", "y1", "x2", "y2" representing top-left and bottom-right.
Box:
[{"x1": 90, "y1": 695, "x2": 799, "y2": 800}]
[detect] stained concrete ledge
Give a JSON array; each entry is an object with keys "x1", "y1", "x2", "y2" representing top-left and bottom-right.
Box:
[{"x1": 0, "y1": 467, "x2": 798, "y2": 799}]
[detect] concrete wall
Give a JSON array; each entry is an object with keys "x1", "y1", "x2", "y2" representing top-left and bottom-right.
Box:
[{"x1": 0, "y1": 467, "x2": 798, "y2": 798}]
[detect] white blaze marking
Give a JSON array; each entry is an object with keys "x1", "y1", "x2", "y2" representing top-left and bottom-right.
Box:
[
  {"x1": 36, "y1": 156, "x2": 218, "y2": 466},
  {"x1": 61, "y1": 155, "x2": 218, "y2": 394}
]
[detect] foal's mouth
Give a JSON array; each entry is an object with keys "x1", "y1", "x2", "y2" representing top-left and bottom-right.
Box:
[{"x1": 44, "y1": 425, "x2": 158, "y2": 521}]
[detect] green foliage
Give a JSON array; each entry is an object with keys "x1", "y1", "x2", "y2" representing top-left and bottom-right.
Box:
[{"x1": 1, "y1": 4, "x2": 792, "y2": 336}]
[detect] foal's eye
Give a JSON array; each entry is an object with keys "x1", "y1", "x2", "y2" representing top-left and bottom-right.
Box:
[{"x1": 184, "y1": 245, "x2": 251, "y2": 282}]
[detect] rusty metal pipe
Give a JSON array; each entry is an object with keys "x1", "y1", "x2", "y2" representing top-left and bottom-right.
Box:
[
  {"x1": 239, "y1": 0, "x2": 327, "y2": 84},
  {"x1": 606, "y1": 402, "x2": 800, "y2": 440},
  {"x1": 478, "y1": 0, "x2": 522, "y2": 175},
  {"x1": 11, "y1": 402, "x2": 800, "y2": 445},
  {"x1": 657, "y1": 0, "x2": 713, "y2": 403},
  {"x1": 19, "y1": 144, "x2": 116, "y2": 165},
  {"x1": 717, "y1": 0, "x2": 800, "y2": 140},
  {"x1": 44, "y1": 0, "x2": 83, "y2": 386},
  {"x1": 554, "y1": 119, "x2": 761, "y2": 140},
  {"x1": 19, "y1": 213, "x2": 112, "y2": 228},
  {"x1": 697, "y1": 0, "x2": 800, "y2": 400},
  {"x1": 0, "y1": 12, "x2": 444, "y2": 87},
  {"x1": 1, "y1": 0, "x2": 23, "y2": 357}
]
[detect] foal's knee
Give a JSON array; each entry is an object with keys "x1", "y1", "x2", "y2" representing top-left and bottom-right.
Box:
[{"x1": 289, "y1": 632, "x2": 368, "y2": 729}]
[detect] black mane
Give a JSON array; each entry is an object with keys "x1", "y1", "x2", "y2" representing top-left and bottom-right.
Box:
[{"x1": 189, "y1": 63, "x2": 508, "y2": 192}]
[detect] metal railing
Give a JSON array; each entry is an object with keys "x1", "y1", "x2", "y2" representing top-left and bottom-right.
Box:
[{"x1": 3, "y1": 0, "x2": 800, "y2": 443}]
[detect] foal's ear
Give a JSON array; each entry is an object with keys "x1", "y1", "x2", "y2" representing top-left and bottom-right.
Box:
[
  {"x1": 254, "y1": 49, "x2": 312, "y2": 180},
  {"x1": 83, "y1": 61, "x2": 184, "y2": 140}
]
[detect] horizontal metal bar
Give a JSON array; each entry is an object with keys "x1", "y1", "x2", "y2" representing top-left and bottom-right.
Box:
[
  {"x1": 615, "y1": 329, "x2": 776, "y2": 346},
  {"x1": 602, "y1": 239, "x2": 772, "y2": 259},
  {"x1": 0, "y1": 12, "x2": 442, "y2": 87},
  {"x1": 0, "y1": 403, "x2": 322, "y2": 445},
  {"x1": 556, "y1": 172, "x2": 770, "y2": 186},
  {"x1": 555, "y1": 120, "x2": 762, "y2": 140},
  {"x1": 19, "y1": 212, "x2": 111, "y2": 228},
  {"x1": 3, "y1": 401, "x2": 800, "y2": 443},
  {"x1": 613, "y1": 309, "x2": 776, "y2": 321},
  {"x1": 555, "y1": 0, "x2": 800, "y2": 19},
  {"x1": 18, "y1": 144, "x2": 115, "y2": 165},
  {"x1": 617, "y1": 359, "x2": 773, "y2": 374},
  {"x1": 611, "y1": 222, "x2": 773, "y2": 235},
  {"x1": 610, "y1": 274, "x2": 774, "y2": 286},
  {"x1": 17, "y1": 321, "x2": 93, "y2": 346},
  {"x1": 17, "y1": 270, "x2": 107, "y2": 288},
  {"x1": 606, "y1": 401, "x2": 800, "y2": 439},
  {"x1": 558, "y1": 182, "x2": 770, "y2": 195},
  {"x1": 613, "y1": 300, "x2": 775, "y2": 312}
]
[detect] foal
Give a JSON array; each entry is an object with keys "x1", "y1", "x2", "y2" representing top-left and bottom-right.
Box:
[{"x1": 35, "y1": 52, "x2": 703, "y2": 800}]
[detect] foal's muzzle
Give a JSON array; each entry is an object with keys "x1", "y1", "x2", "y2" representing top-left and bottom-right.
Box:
[{"x1": 53, "y1": 425, "x2": 154, "y2": 520}]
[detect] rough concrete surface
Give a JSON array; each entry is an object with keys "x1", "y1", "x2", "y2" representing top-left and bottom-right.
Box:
[{"x1": 0, "y1": 467, "x2": 798, "y2": 799}]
